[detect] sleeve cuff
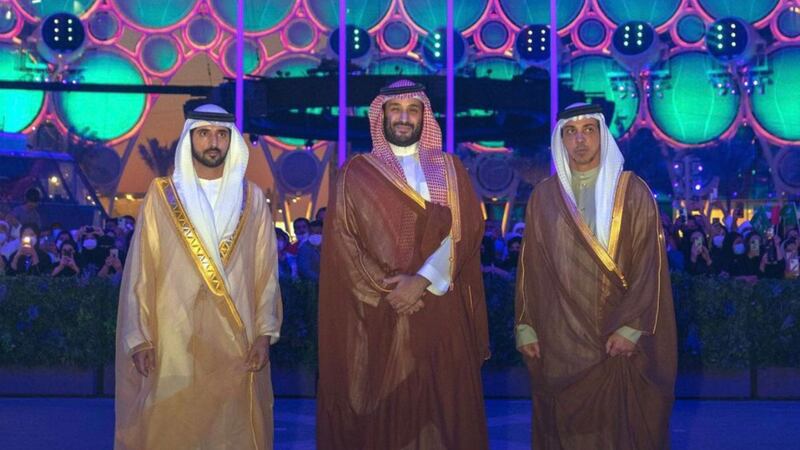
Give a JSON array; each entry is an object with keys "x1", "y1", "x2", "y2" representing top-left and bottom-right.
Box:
[
  {"x1": 417, "y1": 263, "x2": 449, "y2": 296},
  {"x1": 128, "y1": 341, "x2": 154, "y2": 357},
  {"x1": 515, "y1": 324, "x2": 538, "y2": 349},
  {"x1": 615, "y1": 326, "x2": 642, "y2": 344}
]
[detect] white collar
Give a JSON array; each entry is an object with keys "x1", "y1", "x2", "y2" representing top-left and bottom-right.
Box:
[{"x1": 389, "y1": 142, "x2": 419, "y2": 157}]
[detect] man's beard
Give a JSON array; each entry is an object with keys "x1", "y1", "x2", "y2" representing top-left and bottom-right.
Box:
[
  {"x1": 192, "y1": 147, "x2": 228, "y2": 168},
  {"x1": 383, "y1": 116, "x2": 422, "y2": 147}
]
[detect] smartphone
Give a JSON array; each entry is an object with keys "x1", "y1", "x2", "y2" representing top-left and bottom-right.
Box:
[
  {"x1": 693, "y1": 237, "x2": 703, "y2": 249},
  {"x1": 22, "y1": 236, "x2": 32, "y2": 247},
  {"x1": 110, "y1": 248, "x2": 119, "y2": 259}
]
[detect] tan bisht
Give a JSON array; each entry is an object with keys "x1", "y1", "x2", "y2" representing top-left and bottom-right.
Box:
[
  {"x1": 115, "y1": 105, "x2": 282, "y2": 450},
  {"x1": 515, "y1": 104, "x2": 677, "y2": 449},
  {"x1": 317, "y1": 81, "x2": 490, "y2": 450}
]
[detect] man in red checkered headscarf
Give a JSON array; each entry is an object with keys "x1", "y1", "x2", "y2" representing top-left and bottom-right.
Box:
[{"x1": 317, "y1": 80, "x2": 490, "y2": 450}]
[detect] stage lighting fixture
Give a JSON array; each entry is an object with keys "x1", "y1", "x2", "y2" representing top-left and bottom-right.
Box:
[
  {"x1": 330, "y1": 25, "x2": 370, "y2": 60},
  {"x1": 515, "y1": 25, "x2": 550, "y2": 62},
  {"x1": 41, "y1": 13, "x2": 85, "y2": 53},
  {"x1": 706, "y1": 18, "x2": 749, "y2": 62},
  {"x1": 612, "y1": 21, "x2": 655, "y2": 56},
  {"x1": 422, "y1": 28, "x2": 465, "y2": 69}
]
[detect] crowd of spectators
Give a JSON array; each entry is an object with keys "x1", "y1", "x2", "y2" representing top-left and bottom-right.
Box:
[
  {"x1": 478, "y1": 206, "x2": 800, "y2": 282},
  {"x1": 0, "y1": 189, "x2": 132, "y2": 281}
]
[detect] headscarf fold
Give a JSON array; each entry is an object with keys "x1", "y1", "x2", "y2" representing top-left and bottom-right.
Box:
[
  {"x1": 172, "y1": 104, "x2": 249, "y2": 281},
  {"x1": 551, "y1": 103, "x2": 625, "y2": 250},
  {"x1": 368, "y1": 80, "x2": 449, "y2": 207}
]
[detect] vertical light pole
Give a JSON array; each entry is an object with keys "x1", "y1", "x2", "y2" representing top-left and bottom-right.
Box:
[
  {"x1": 549, "y1": 0, "x2": 558, "y2": 173},
  {"x1": 446, "y1": 0, "x2": 455, "y2": 153},
  {"x1": 235, "y1": 0, "x2": 244, "y2": 131},
  {"x1": 338, "y1": 0, "x2": 347, "y2": 167}
]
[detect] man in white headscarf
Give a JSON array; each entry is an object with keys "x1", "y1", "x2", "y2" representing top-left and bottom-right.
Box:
[
  {"x1": 115, "y1": 104, "x2": 283, "y2": 450},
  {"x1": 514, "y1": 103, "x2": 676, "y2": 449}
]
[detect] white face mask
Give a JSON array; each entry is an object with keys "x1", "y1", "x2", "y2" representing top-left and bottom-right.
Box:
[
  {"x1": 295, "y1": 232, "x2": 308, "y2": 242},
  {"x1": 712, "y1": 235, "x2": 725, "y2": 248},
  {"x1": 308, "y1": 234, "x2": 322, "y2": 247},
  {"x1": 83, "y1": 239, "x2": 98, "y2": 250}
]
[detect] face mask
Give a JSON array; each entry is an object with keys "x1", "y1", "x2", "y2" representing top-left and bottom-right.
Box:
[
  {"x1": 296, "y1": 232, "x2": 308, "y2": 242},
  {"x1": 750, "y1": 241, "x2": 761, "y2": 252},
  {"x1": 308, "y1": 234, "x2": 322, "y2": 247},
  {"x1": 712, "y1": 235, "x2": 725, "y2": 248},
  {"x1": 83, "y1": 239, "x2": 98, "y2": 250},
  {"x1": 733, "y1": 243, "x2": 746, "y2": 255},
  {"x1": 10, "y1": 225, "x2": 20, "y2": 240},
  {"x1": 52, "y1": 228, "x2": 61, "y2": 238}
]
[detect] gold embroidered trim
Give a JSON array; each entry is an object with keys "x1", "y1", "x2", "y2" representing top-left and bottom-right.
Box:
[
  {"x1": 363, "y1": 154, "x2": 427, "y2": 209},
  {"x1": 444, "y1": 154, "x2": 462, "y2": 243},
  {"x1": 156, "y1": 177, "x2": 244, "y2": 330},
  {"x1": 559, "y1": 178, "x2": 628, "y2": 290},
  {"x1": 607, "y1": 172, "x2": 632, "y2": 262},
  {"x1": 220, "y1": 181, "x2": 251, "y2": 264}
]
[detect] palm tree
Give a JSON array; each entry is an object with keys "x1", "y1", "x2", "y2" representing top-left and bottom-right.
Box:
[{"x1": 138, "y1": 138, "x2": 177, "y2": 177}]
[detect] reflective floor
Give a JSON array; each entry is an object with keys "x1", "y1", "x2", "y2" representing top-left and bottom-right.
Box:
[{"x1": 0, "y1": 397, "x2": 798, "y2": 449}]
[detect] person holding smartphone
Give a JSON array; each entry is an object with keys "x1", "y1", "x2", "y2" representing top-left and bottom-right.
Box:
[
  {"x1": 52, "y1": 240, "x2": 81, "y2": 277},
  {"x1": 98, "y1": 246, "x2": 123, "y2": 279},
  {"x1": 686, "y1": 230, "x2": 714, "y2": 275},
  {"x1": 8, "y1": 224, "x2": 51, "y2": 276},
  {"x1": 760, "y1": 226, "x2": 785, "y2": 279}
]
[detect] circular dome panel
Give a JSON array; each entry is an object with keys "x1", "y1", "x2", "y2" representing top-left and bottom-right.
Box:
[
  {"x1": 88, "y1": 11, "x2": 120, "y2": 41},
  {"x1": 17, "y1": 0, "x2": 96, "y2": 20},
  {"x1": 479, "y1": 21, "x2": 509, "y2": 50},
  {"x1": 382, "y1": 21, "x2": 412, "y2": 51},
  {"x1": 567, "y1": 55, "x2": 639, "y2": 138},
  {"x1": 697, "y1": 0, "x2": 779, "y2": 23},
  {"x1": 751, "y1": 46, "x2": 800, "y2": 141},
  {"x1": 676, "y1": 15, "x2": 706, "y2": 44},
  {"x1": 405, "y1": 0, "x2": 488, "y2": 32},
  {"x1": 222, "y1": 39, "x2": 261, "y2": 76},
  {"x1": 577, "y1": 19, "x2": 606, "y2": 47},
  {"x1": 141, "y1": 35, "x2": 181, "y2": 75},
  {"x1": 0, "y1": 4, "x2": 18, "y2": 35},
  {"x1": 210, "y1": 0, "x2": 294, "y2": 34},
  {"x1": 776, "y1": 148, "x2": 800, "y2": 189},
  {"x1": 112, "y1": 0, "x2": 196, "y2": 30},
  {"x1": 597, "y1": 0, "x2": 681, "y2": 27},
  {"x1": 649, "y1": 51, "x2": 740, "y2": 145},
  {"x1": 278, "y1": 150, "x2": 320, "y2": 193},
  {"x1": 186, "y1": 15, "x2": 218, "y2": 48},
  {"x1": 476, "y1": 156, "x2": 515, "y2": 193},
  {"x1": 54, "y1": 50, "x2": 146, "y2": 141},
  {"x1": 0, "y1": 43, "x2": 45, "y2": 132},
  {"x1": 777, "y1": 7, "x2": 800, "y2": 38},
  {"x1": 499, "y1": 0, "x2": 584, "y2": 29},
  {"x1": 306, "y1": 0, "x2": 391, "y2": 30},
  {"x1": 285, "y1": 20, "x2": 315, "y2": 49}
]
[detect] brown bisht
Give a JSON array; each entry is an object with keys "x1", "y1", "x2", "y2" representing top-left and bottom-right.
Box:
[
  {"x1": 515, "y1": 173, "x2": 677, "y2": 450},
  {"x1": 317, "y1": 153, "x2": 490, "y2": 450}
]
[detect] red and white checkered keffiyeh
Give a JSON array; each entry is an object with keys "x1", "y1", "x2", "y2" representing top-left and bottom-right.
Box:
[{"x1": 368, "y1": 80, "x2": 450, "y2": 207}]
